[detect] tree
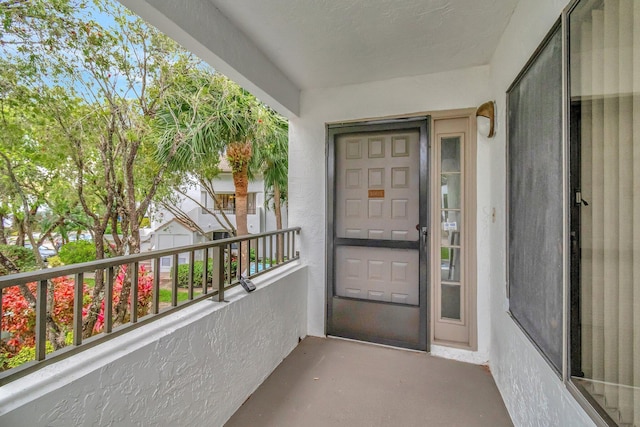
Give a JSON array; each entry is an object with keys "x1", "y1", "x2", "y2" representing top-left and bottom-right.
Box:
[
  {"x1": 27, "y1": 1, "x2": 200, "y2": 331},
  {"x1": 0, "y1": 203, "x2": 8, "y2": 244},
  {"x1": 1, "y1": 0, "x2": 198, "y2": 336},
  {"x1": 155, "y1": 71, "x2": 267, "y2": 273},
  {"x1": 254, "y1": 110, "x2": 288, "y2": 261},
  {"x1": 0, "y1": 66, "x2": 80, "y2": 349}
]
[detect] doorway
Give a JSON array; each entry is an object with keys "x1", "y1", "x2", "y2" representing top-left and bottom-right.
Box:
[{"x1": 326, "y1": 118, "x2": 429, "y2": 350}]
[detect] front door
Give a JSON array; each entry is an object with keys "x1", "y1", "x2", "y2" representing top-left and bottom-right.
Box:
[{"x1": 327, "y1": 118, "x2": 429, "y2": 350}]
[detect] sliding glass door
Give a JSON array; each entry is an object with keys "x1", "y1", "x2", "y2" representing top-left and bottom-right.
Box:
[{"x1": 569, "y1": 0, "x2": 640, "y2": 424}]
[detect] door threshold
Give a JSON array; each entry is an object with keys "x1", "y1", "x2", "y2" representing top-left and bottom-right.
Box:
[{"x1": 326, "y1": 335, "x2": 427, "y2": 354}]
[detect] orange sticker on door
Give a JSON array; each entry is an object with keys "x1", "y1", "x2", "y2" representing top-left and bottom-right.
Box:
[{"x1": 368, "y1": 189, "x2": 385, "y2": 198}]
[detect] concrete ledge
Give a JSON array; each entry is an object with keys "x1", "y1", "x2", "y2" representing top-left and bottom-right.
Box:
[{"x1": 0, "y1": 263, "x2": 308, "y2": 426}]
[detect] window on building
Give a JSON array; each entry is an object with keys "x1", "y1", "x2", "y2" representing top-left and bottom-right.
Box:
[
  {"x1": 431, "y1": 115, "x2": 477, "y2": 350},
  {"x1": 207, "y1": 193, "x2": 256, "y2": 215},
  {"x1": 568, "y1": 0, "x2": 640, "y2": 425},
  {"x1": 201, "y1": 191, "x2": 209, "y2": 214},
  {"x1": 507, "y1": 21, "x2": 563, "y2": 373}
]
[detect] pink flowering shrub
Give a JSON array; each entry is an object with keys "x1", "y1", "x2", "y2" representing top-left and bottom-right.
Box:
[
  {"x1": 91, "y1": 265, "x2": 153, "y2": 333},
  {"x1": 2, "y1": 277, "x2": 82, "y2": 357},
  {"x1": 2, "y1": 266, "x2": 153, "y2": 365}
]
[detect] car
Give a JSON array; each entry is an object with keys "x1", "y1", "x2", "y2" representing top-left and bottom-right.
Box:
[{"x1": 24, "y1": 244, "x2": 57, "y2": 262}]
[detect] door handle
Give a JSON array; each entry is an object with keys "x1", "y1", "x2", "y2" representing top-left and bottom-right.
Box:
[{"x1": 421, "y1": 227, "x2": 428, "y2": 245}]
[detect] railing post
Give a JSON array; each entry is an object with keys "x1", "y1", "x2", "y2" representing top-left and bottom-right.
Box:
[
  {"x1": 213, "y1": 245, "x2": 225, "y2": 302},
  {"x1": 104, "y1": 267, "x2": 114, "y2": 333},
  {"x1": 269, "y1": 234, "x2": 274, "y2": 265},
  {"x1": 153, "y1": 258, "x2": 160, "y2": 315},
  {"x1": 188, "y1": 251, "x2": 195, "y2": 300},
  {"x1": 262, "y1": 236, "x2": 267, "y2": 271},
  {"x1": 35, "y1": 280, "x2": 47, "y2": 361},
  {"x1": 246, "y1": 239, "x2": 250, "y2": 277},
  {"x1": 293, "y1": 230, "x2": 297, "y2": 259},
  {"x1": 171, "y1": 254, "x2": 179, "y2": 307},
  {"x1": 202, "y1": 248, "x2": 209, "y2": 294},
  {"x1": 226, "y1": 244, "x2": 231, "y2": 285},
  {"x1": 254, "y1": 238, "x2": 259, "y2": 275},
  {"x1": 130, "y1": 263, "x2": 138, "y2": 324},
  {"x1": 73, "y1": 273, "x2": 84, "y2": 345}
]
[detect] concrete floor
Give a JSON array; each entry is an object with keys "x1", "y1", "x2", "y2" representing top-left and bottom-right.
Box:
[{"x1": 226, "y1": 337, "x2": 513, "y2": 427}]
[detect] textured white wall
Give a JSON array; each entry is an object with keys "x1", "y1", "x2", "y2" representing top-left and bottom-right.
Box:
[
  {"x1": 0, "y1": 264, "x2": 307, "y2": 427},
  {"x1": 486, "y1": 0, "x2": 596, "y2": 425},
  {"x1": 289, "y1": 66, "x2": 492, "y2": 362}
]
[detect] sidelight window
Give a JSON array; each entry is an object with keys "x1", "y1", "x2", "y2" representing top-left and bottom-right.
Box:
[{"x1": 432, "y1": 115, "x2": 476, "y2": 350}]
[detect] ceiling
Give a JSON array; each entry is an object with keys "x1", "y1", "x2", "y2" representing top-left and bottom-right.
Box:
[{"x1": 208, "y1": 0, "x2": 520, "y2": 90}]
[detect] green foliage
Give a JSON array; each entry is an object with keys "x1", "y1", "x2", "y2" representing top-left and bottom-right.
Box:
[
  {"x1": 172, "y1": 260, "x2": 213, "y2": 288},
  {"x1": 6, "y1": 342, "x2": 53, "y2": 368},
  {"x1": 0, "y1": 244, "x2": 36, "y2": 274},
  {"x1": 104, "y1": 223, "x2": 122, "y2": 235},
  {"x1": 58, "y1": 240, "x2": 95, "y2": 265},
  {"x1": 6, "y1": 333, "x2": 73, "y2": 369},
  {"x1": 46, "y1": 255, "x2": 63, "y2": 267}
]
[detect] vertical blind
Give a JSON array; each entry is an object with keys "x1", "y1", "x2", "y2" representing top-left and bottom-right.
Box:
[{"x1": 572, "y1": 0, "x2": 639, "y2": 424}]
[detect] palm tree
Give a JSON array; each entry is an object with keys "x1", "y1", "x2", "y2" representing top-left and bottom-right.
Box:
[
  {"x1": 254, "y1": 111, "x2": 288, "y2": 262},
  {"x1": 155, "y1": 71, "x2": 264, "y2": 274}
]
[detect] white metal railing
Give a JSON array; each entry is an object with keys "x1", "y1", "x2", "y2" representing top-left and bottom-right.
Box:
[{"x1": 0, "y1": 227, "x2": 300, "y2": 385}]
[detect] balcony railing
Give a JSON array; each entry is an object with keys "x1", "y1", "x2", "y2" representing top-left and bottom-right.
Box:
[
  {"x1": 202, "y1": 207, "x2": 257, "y2": 215},
  {"x1": 0, "y1": 227, "x2": 300, "y2": 385}
]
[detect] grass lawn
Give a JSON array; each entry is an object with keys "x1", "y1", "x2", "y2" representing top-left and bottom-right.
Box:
[
  {"x1": 83, "y1": 279, "x2": 191, "y2": 304},
  {"x1": 158, "y1": 288, "x2": 190, "y2": 304}
]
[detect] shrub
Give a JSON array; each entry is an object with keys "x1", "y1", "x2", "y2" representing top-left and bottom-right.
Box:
[
  {"x1": 104, "y1": 223, "x2": 122, "y2": 235},
  {"x1": 1, "y1": 265, "x2": 152, "y2": 366},
  {"x1": 46, "y1": 256, "x2": 63, "y2": 267},
  {"x1": 5, "y1": 332, "x2": 73, "y2": 369},
  {"x1": 90, "y1": 265, "x2": 153, "y2": 333},
  {"x1": 0, "y1": 244, "x2": 37, "y2": 275},
  {"x1": 2, "y1": 283, "x2": 37, "y2": 349},
  {"x1": 173, "y1": 260, "x2": 213, "y2": 288},
  {"x1": 7, "y1": 341, "x2": 54, "y2": 368},
  {"x1": 1, "y1": 277, "x2": 81, "y2": 354},
  {"x1": 171, "y1": 256, "x2": 242, "y2": 288},
  {"x1": 58, "y1": 240, "x2": 96, "y2": 265}
]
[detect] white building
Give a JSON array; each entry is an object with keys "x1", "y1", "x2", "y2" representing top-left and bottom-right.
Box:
[{"x1": 151, "y1": 159, "x2": 287, "y2": 271}]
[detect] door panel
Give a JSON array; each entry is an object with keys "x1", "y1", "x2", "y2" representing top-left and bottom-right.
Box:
[
  {"x1": 335, "y1": 246, "x2": 419, "y2": 305},
  {"x1": 327, "y1": 118, "x2": 429, "y2": 351},
  {"x1": 335, "y1": 132, "x2": 419, "y2": 241},
  {"x1": 335, "y1": 130, "x2": 420, "y2": 305}
]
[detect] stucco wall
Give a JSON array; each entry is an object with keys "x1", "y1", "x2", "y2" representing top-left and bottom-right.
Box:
[
  {"x1": 486, "y1": 0, "x2": 595, "y2": 425},
  {"x1": 0, "y1": 264, "x2": 308, "y2": 427},
  {"x1": 289, "y1": 66, "x2": 493, "y2": 362}
]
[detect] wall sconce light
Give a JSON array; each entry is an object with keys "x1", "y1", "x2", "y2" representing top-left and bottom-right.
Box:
[{"x1": 476, "y1": 101, "x2": 495, "y2": 138}]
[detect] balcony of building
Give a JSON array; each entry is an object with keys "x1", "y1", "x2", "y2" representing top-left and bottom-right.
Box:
[
  {"x1": 1, "y1": 0, "x2": 638, "y2": 426},
  {"x1": 0, "y1": 228, "x2": 512, "y2": 426}
]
